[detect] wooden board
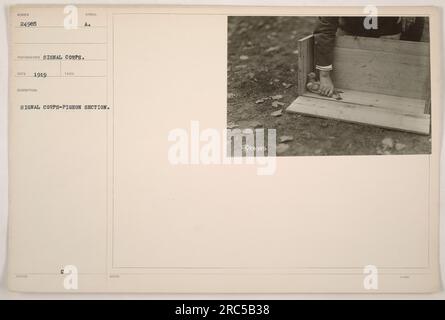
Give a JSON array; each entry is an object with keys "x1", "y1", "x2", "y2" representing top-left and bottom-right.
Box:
[
  {"x1": 286, "y1": 95, "x2": 430, "y2": 135},
  {"x1": 297, "y1": 34, "x2": 314, "y2": 96},
  {"x1": 336, "y1": 35, "x2": 430, "y2": 56},
  {"x1": 424, "y1": 89, "x2": 431, "y2": 115},
  {"x1": 332, "y1": 46, "x2": 430, "y2": 99},
  {"x1": 303, "y1": 89, "x2": 426, "y2": 116}
]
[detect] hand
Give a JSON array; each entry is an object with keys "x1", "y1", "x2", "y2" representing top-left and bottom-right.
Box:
[{"x1": 319, "y1": 70, "x2": 334, "y2": 97}]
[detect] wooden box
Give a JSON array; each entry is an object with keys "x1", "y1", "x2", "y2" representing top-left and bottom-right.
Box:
[{"x1": 286, "y1": 34, "x2": 431, "y2": 134}]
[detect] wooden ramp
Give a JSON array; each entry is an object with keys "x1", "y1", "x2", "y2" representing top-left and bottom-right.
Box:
[{"x1": 288, "y1": 35, "x2": 431, "y2": 135}]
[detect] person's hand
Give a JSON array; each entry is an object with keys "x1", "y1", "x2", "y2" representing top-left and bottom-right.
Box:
[{"x1": 319, "y1": 70, "x2": 334, "y2": 97}]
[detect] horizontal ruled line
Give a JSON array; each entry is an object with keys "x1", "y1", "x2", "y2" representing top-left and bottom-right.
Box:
[
  {"x1": 15, "y1": 75, "x2": 107, "y2": 78},
  {"x1": 14, "y1": 42, "x2": 107, "y2": 45},
  {"x1": 14, "y1": 59, "x2": 107, "y2": 61},
  {"x1": 15, "y1": 26, "x2": 107, "y2": 28}
]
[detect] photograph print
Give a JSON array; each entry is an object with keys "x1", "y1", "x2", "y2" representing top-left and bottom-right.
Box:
[{"x1": 227, "y1": 16, "x2": 431, "y2": 156}]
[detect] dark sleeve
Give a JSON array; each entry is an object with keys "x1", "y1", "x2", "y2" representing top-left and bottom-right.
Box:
[
  {"x1": 314, "y1": 17, "x2": 339, "y2": 68},
  {"x1": 400, "y1": 17, "x2": 426, "y2": 42}
]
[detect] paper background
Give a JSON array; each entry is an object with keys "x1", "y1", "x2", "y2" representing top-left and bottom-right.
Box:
[{"x1": 0, "y1": 2, "x2": 440, "y2": 297}]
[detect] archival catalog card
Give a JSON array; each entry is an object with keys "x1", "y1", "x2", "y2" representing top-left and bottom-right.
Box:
[{"x1": 7, "y1": 5, "x2": 441, "y2": 293}]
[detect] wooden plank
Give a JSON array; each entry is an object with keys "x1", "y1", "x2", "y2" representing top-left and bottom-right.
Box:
[
  {"x1": 286, "y1": 96, "x2": 430, "y2": 135},
  {"x1": 332, "y1": 47, "x2": 430, "y2": 99},
  {"x1": 424, "y1": 89, "x2": 431, "y2": 114},
  {"x1": 297, "y1": 34, "x2": 314, "y2": 96},
  {"x1": 303, "y1": 88, "x2": 426, "y2": 116},
  {"x1": 336, "y1": 35, "x2": 430, "y2": 56},
  {"x1": 423, "y1": 73, "x2": 431, "y2": 114}
]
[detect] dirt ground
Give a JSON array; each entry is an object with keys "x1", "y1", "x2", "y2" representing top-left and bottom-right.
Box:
[{"x1": 227, "y1": 16, "x2": 431, "y2": 156}]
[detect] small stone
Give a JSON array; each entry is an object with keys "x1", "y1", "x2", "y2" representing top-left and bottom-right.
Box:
[
  {"x1": 314, "y1": 149, "x2": 322, "y2": 155},
  {"x1": 271, "y1": 94, "x2": 283, "y2": 100},
  {"x1": 248, "y1": 121, "x2": 262, "y2": 129},
  {"x1": 228, "y1": 93, "x2": 235, "y2": 99},
  {"x1": 265, "y1": 46, "x2": 280, "y2": 53},
  {"x1": 382, "y1": 137, "x2": 394, "y2": 149},
  {"x1": 395, "y1": 143, "x2": 406, "y2": 151},
  {"x1": 276, "y1": 143, "x2": 289, "y2": 155},
  {"x1": 270, "y1": 110, "x2": 282, "y2": 117},
  {"x1": 283, "y1": 83, "x2": 293, "y2": 89},
  {"x1": 255, "y1": 98, "x2": 265, "y2": 104},
  {"x1": 279, "y1": 135, "x2": 294, "y2": 143},
  {"x1": 227, "y1": 122, "x2": 239, "y2": 129},
  {"x1": 234, "y1": 64, "x2": 247, "y2": 69},
  {"x1": 272, "y1": 101, "x2": 285, "y2": 108},
  {"x1": 239, "y1": 55, "x2": 249, "y2": 60},
  {"x1": 321, "y1": 121, "x2": 328, "y2": 128}
]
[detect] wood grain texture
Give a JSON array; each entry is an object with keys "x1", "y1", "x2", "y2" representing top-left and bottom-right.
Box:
[
  {"x1": 423, "y1": 72, "x2": 431, "y2": 115},
  {"x1": 424, "y1": 89, "x2": 431, "y2": 115},
  {"x1": 332, "y1": 47, "x2": 430, "y2": 99},
  {"x1": 336, "y1": 35, "x2": 430, "y2": 56},
  {"x1": 286, "y1": 95, "x2": 430, "y2": 135},
  {"x1": 297, "y1": 34, "x2": 314, "y2": 96},
  {"x1": 303, "y1": 89, "x2": 426, "y2": 116}
]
